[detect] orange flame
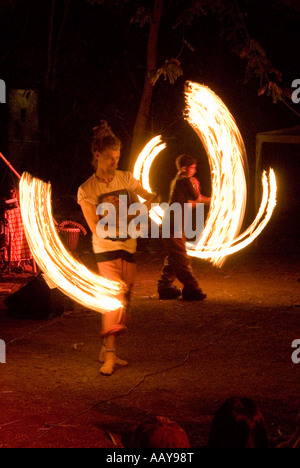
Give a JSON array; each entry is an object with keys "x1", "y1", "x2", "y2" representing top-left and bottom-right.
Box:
[
  {"x1": 19, "y1": 173, "x2": 124, "y2": 313},
  {"x1": 133, "y1": 82, "x2": 277, "y2": 266}
]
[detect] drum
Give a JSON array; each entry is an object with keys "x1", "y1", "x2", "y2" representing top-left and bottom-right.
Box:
[{"x1": 58, "y1": 221, "x2": 87, "y2": 252}]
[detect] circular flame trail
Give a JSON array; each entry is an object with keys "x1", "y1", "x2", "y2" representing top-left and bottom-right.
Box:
[
  {"x1": 20, "y1": 173, "x2": 124, "y2": 314},
  {"x1": 133, "y1": 81, "x2": 277, "y2": 266}
]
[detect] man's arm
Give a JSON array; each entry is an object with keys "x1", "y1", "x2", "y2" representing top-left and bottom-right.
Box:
[
  {"x1": 185, "y1": 178, "x2": 211, "y2": 206},
  {"x1": 277, "y1": 411, "x2": 300, "y2": 448},
  {"x1": 79, "y1": 199, "x2": 99, "y2": 235},
  {"x1": 134, "y1": 183, "x2": 159, "y2": 210},
  {"x1": 188, "y1": 194, "x2": 211, "y2": 207}
]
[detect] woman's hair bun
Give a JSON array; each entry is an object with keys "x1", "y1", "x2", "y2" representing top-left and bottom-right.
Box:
[
  {"x1": 91, "y1": 120, "x2": 122, "y2": 167},
  {"x1": 92, "y1": 120, "x2": 113, "y2": 139}
]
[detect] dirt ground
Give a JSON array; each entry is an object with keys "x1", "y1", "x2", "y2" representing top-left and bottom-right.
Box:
[{"x1": 0, "y1": 245, "x2": 299, "y2": 448}]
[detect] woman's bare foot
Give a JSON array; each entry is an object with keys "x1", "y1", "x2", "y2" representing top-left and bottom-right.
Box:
[
  {"x1": 99, "y1": 346, "x2": 128, "y2": 375},
  {"x1": 100, "y1": 351, "x2": 116, "y2": 376}
]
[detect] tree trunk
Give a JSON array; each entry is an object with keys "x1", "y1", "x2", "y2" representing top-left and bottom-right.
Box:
[
  {"x1": 45, "y1": 0, "x2": 56, "y2": 93},
  {"x1": 130, "y1": 0, "x2": 164, "y2": 162},
  {"x1": 40, "y1": 0, "x2": 56, "y2": 175},
  {"x1": 51, "y1": 0, "x2": 70, "y2": 92},
  {"x1": 41, "y1": 0, "x2": 70, "y2": 176}
]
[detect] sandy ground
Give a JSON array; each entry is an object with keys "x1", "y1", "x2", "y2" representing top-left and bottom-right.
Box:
[{"x1": 0, "y1": 246, "x2": 299, "y2": 448}]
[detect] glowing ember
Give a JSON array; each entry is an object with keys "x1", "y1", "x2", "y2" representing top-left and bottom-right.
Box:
[
  {"x1": 133, "y1": 81, "x2": 277, "y2": 266},
  {"x1": 19, "y1": 173, "x2": 124, "y2": 314}
]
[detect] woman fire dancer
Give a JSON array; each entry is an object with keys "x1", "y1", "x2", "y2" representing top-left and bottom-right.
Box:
[{"x1": 78, "y1": 121, "x2": 156, "y2": 376}]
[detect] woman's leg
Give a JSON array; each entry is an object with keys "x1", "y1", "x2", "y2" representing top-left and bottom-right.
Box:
[
  {"x1": 98, "y1": 259, "x2": 126, "y2": 375},
  {"x1": 98, "y1": 259, "x2": 136, "y2": 375}
]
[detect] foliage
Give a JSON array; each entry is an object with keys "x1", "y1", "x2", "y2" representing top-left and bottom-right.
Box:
[
  {"x1": 0, "y1": 0, "x2": 23, "y2": 15},
  {"x1": 0, "y1": 0, "x2": 19, "y2": 7},
  {"x1": 172, "y1": 0, "x2": 208, "y2": 28},
  {"x1": 240, "y1": 39, "x2": 284, "y2": 103},
  {"x1": 130, "y1": 5, "x2": 152, "y2": 26},
  {"x1": 148, "y1": 58, "x2": 183, "y2": 86},
  {"x1": 208, "y1": 0, "x2": 297, "y2": 110},
  {"x1": 85, "y1": 0, "x2": 208, "y2": 89},
  {"x1": 86, "y1": 0, "x2": 129, "y2": 5}
]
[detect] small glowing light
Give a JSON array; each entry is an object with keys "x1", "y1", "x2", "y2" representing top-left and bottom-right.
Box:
[{"x1": 19, "y1": 173, "x2": 124, "y2": 314}]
